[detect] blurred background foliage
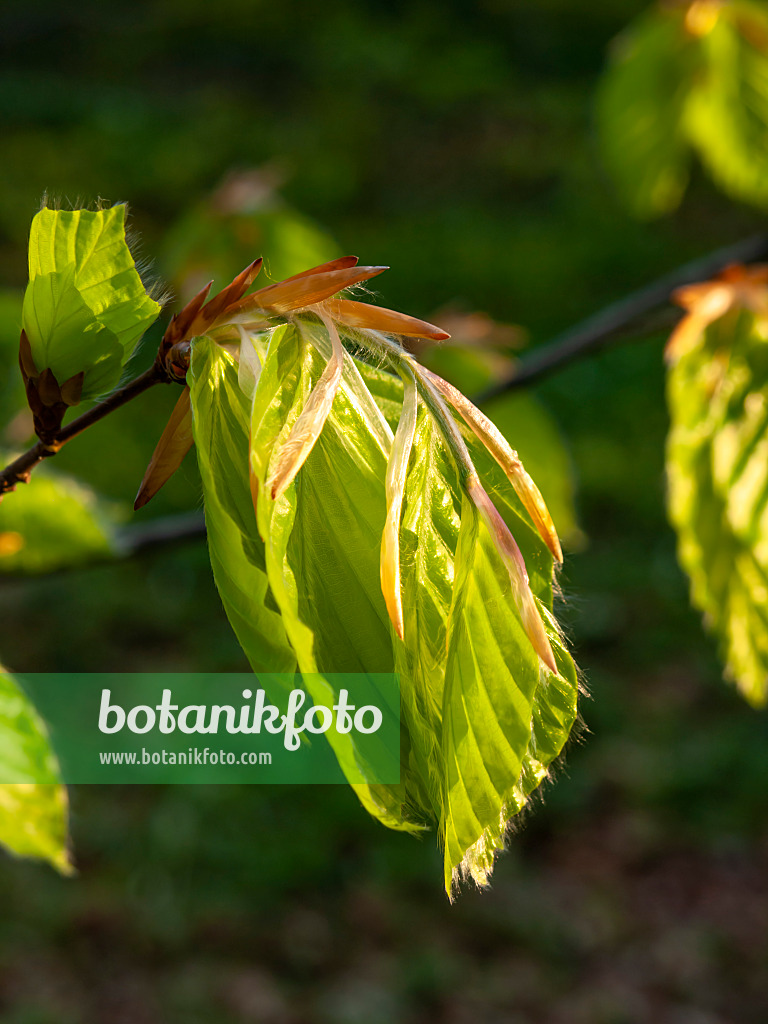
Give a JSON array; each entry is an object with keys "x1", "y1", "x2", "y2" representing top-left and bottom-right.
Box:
[
  {"x1": 597, "y1": 0, "x2": 768, "y2": 217},
  {"x1": 2, "y1": 0, "x2": 768, "y2": 1021}
]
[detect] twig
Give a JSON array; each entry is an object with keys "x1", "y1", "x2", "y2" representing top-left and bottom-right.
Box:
[
  {"x1": 0, "y1": 362, "x2": 168, "y2": 498},
  {"x1": 0, "y1": 512, "x2": 208, "y2": 582},
  {"x1": 115, "y1": 511, "x2": 206, "y2": 557},
  {"x1": 4, "y1": 232, "x2": 768, "y2": 519},
  {"x1": 474, "y1": 233, "x2": 768, "y2": 402}
]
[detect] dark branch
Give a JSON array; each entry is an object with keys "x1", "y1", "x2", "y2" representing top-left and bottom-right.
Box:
[
  {"x1": 0, "y1": 362, "x2": 169, "y2": 498},
  {"x1": 4, "y1": 231, "x2": 768, "y2": 566},
  {"x1": 115, "y1": 511, "x2": 206, "y2": 557},
  {"x1": 0, "y1": 512, "x2": 207, "y2": 582},
  {"x1": 474, "y1": 233, "x2": 768, "y2": 403}
]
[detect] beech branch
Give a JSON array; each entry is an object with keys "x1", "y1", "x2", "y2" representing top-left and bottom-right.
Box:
[
  {"x1": 2, "y1": 232, "x2": 768, "y2": 515},
  {"x1": 473, "y1": 233, "x2": 768, "y2": 403},
  {"x1": 0, "y1": 362, "x2": 169, "y2": 499}
]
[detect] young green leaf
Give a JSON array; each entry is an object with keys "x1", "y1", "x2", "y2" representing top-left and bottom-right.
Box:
[
  {"x1": 392, "y1": 396, "x2": 576, "y2": 892},
  {"x1": 190, "y1": 331, "x2": 414, "y2": 829},
  {"x1": 21, "y1": 205, "x2": 161, "y2": 401},
  {"x1": 250, "y1": 317, "x2": 576, "y2": 888},
  {"x1": 183, "y1": 271, "x2": 577, "y2": 892},
  {"x1": 0, "y1": 668, "x2": 70, "y2": 873},
  {"x1": 187, "y1": 337, "x2": 296, "y2": 674},
  {"x1": 440, "y1": 496, "x2": 573, "y2": 892}
]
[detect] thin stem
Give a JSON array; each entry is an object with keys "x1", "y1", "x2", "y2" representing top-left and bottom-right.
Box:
[
  {"x1": 3, "y1": 234, "x2": 766, "y2": 507},
  {"x1": 474, "y1": 233, "x2": 768, "y2": 402},
  {"x1": 0, "y1": 512, "x2": 207, "y2": 580},
  {"x1": 0, "y1": 361, "x2": 168, "y2": 498}
]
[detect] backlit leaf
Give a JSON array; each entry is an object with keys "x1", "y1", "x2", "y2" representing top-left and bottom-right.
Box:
[
  {"x1": 391, "y1": 393, "x2": 576, "y2": 892},
  {"x1": 598, "y1": 1, "x2": 768, "y2": 217},
  {"x1": 239, "y1": 317, "x2": 577, "y2": 890},
  {"x1": 245, "y1": 321, "x2": 417, "y2": 830},
  {"x1": 187, "y1": 337, "x2": 296, "y2": 674},
  {"x1": 667, "y1": 305, "x2": 768, "y2": 705},
  {"x1": 22, "y1": 205, "x2": 161, "y2": 398}
]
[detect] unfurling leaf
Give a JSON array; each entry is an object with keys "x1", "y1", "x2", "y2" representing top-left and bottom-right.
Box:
[
  {"x1": 265, "y1": 312, "x2": 345, "y2": 500},
  {"x1": 21, "y1": 205, "x2": 161, "y2": 403},
  {"x1": 424, "y1": 368, "x2": 563, "y2": 562},
  {"x1": 183, "y1": 263, "x2": 578, "y2": 894},
  {"x1": 666, "y1": 267, "x2": 768, "y2": 705},
  {"x1": 187, "y1": 338, "x2": 297, "y2": 675},
  {"x1": 0, "y1": 666, "x2": 70, "y2": 873}
]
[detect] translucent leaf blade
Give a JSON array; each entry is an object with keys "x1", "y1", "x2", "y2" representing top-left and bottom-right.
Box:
[
  {"x1": 187, "y1": 336, "x2": 296, "y2": 674},
  {"x1": 666, "y1": 305, "x2": 768, "y2": 705},
  {"x1": 23, "y1": 206, "x2": 161, "y2": 398}
]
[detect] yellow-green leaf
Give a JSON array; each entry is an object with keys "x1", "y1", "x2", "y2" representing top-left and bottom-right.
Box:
[{"x1": 667, "y1": 306, "x2": 768, "y2": 705}]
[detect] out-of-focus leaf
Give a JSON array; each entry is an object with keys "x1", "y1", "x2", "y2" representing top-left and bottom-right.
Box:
[
  {"x1": 597, "y1": 7, "x2": 697, "y2": 218},
  {"x1": 598, "y1": 1, "x2": 768, "y2": 217},
  {"x1": 667, "y1": 305, "x2": 768, "y2": 706},
  {"x1": 0, "y1": 667, "x2": 70, "y2": 872},
  {"x1": 0, "y1": 290, "x2": 27, "y2": 430},
  {"x1": 0, "y1": 462, "x2": 119, "y2": 573},
  {"x1": 685, "y1": 1, "x2": 768, "y2": 209},
  {"x1": 22, "y1": 205, "x2": 161, "y2": 398}
]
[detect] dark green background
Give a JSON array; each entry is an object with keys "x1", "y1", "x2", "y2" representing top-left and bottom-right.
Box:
[{"x1": 1, "y1": 1, "x2": 767, "y2": 1021}]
